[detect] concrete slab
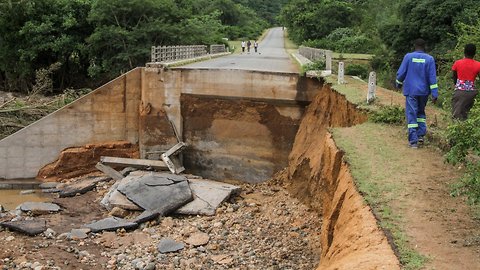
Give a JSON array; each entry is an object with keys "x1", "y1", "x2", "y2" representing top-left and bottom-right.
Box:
[
  {"x1": 176, "y1": 179, "x2": 241, "y2": 216},
  {"x1": 132, "y1": 210, "x2": 159, "y2": 224},
  {"x1": 101, "y1": 175, "x2": 142, "y2": 211},
  {"x1": 117, "y1": 173, "x2": 192, "y2": 214},
  {"x1": 157, "y1": 238, "x2": 184, "y2": 253},
  {"x1": 84, "y1": 217, "x2": 138, "y2": 233},
  {"x1": 19, "y1": 202, "x2": 61, "y2": 213},
  {"x1": 39, "y1": 182, "x2": 59, "y2": 189},
  {"x1": 59, "y1": 176, "x2": 109, "y2": 198},
  {"x1": 95, "y1": 162, "x2": 124, "y2": 181},
  {"x1": 1, "y1": 220, "x2": 47, "y2": 236}
]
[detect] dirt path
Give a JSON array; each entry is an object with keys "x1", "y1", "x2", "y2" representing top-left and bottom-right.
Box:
[{"x1": 333, "y1": 122, "x2": 480, "y2": 269}]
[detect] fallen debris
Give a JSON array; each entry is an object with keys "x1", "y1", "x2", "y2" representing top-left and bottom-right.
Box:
[
  {"x1": 161, "y1": 142, "x2": 187, "y2": 174},
  {"x1": 117, "y1": 173, "x2": 193, "y2": 214},
  {"x1": 157, "y1": 238, "x2": 184, "y2": 253},
  {"x1": 39, "y1": 182, "x2": 59, "y2": 189},
  {"x1": 185, "y1": 232, "x2": 210, "y2": 247},
  {"x1": 1, "y1": 219, "x2": 47, "y2": 236},
  {"x1": 68, "y1": 228, "x2": 90, "y2": 240},
  {"x1": 85, "y1": 217, "x2": 138, "y2": 233},
  {"x1": 58, "y1": 176, "x2": 110, "y2": 198},
  {"x1": 176, "y1": 179, "x2": 241, "y2": 216},
  {"x1": 20, "y1": 190, "x2": 34, "y2": 195},
  {"x1": 18, "y1": 202, "x2": 60, "y2": 214},
  {"x1": 95, "y1": 163, "x2": 124, "y2": 181},
  {"x1": 100, "y1": 156, "x2": 168, "y2": 170}
]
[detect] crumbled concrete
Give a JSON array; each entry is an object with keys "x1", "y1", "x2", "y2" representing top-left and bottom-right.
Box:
[
  {"x1": 131, "y1": 210, "x2": 159, "y2": 224},
  {"x1": 39, "y1": 182, "x2": 59, "y2": 189},
  {"x1": 20, "y1": 190, "x2": 35, "y2": 195},
  {"x1": 185, "y1": 232, "x2": 210, "y2": 247},
  {"x1": 68, "y1": 228, "x2": 90, "y2": 240},
  {"x1": 117, "y1": 173, "x2": 192, "y2": 214},
  {"x1": 58, "y1": 176, "x2": 109, "y2": 198},
  {"x1": 85, "y1": 217, "x2": 138, "y2": 233},
  {"x1": 1, "y1": 220, "x2": 47, "y2": 236},
  {"x1": 176, "y1": 179, "x2": 241, "y2": 216},
  {"x1": 19, "y1": 202, "x2": 60, "y2": 213},
  {"x1": 157, "y1": 238, "x2": 184, "y2": 253}
]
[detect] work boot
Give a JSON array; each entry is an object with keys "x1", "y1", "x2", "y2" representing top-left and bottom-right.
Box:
[
  {"x1": 408, "y1": 142, "x2": 418, "y2": 149},
  {"x1": 418, "y1": 136, "x2": 425, "y2": 144}
]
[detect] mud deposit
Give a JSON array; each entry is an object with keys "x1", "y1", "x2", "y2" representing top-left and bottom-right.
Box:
[{"x1": 0, "y1": 190, "x2": 49, "y2": 211}]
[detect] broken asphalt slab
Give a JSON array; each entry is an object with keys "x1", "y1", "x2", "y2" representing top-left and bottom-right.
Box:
[
  {"x1": 117, "y1": 173, "x2": 193, "y2": 214},
  {"x1": 58, "y1": 176, "x2": 110, "y2": 198},
  {"x1": 176, "y1": 179, "x2": 241, "y2": 216},
  {"x1": 19, "y1": 202, "x2": 61, "y2": 213},
  {"x1": 0, "y1": 220, "x2": 47, "y2": 236},
  {"x1": 84, "y1": 217, "x2": 138, "y2": 233}
]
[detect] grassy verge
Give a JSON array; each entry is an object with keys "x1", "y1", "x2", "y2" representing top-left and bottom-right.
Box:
[{"x1": 331, "y1": 123, "x2": 428, "y2": 270}]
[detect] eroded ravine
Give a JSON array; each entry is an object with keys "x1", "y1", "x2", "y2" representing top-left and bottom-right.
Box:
[{"x1": 278, "y1": 82, "x2": 400, "y2": 269}]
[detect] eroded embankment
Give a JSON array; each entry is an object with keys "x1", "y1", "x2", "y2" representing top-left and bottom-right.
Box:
[{"x1": 279, "y1": 83, "x2": 400, "y2": 269}]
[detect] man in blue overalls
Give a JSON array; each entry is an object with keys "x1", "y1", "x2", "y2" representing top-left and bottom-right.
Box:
[{"x1": 396, "y1": 39, "x2": 438, "y2": 149}]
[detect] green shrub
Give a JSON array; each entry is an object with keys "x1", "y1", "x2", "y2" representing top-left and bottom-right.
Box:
[
  {"x1": 345, "y1": 64, "x2": 369, "y2": 79},
  {"x1": 451, "y1": 162, "x2": 480, "y2": 206},
  {"x1": 301, "y1": 59, "x2": 326, "y2": 74},
  {"x1": 369, "y1": 105, "x2": 405, "y2": 124}
]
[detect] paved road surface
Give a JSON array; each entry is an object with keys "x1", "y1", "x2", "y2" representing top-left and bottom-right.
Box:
[{"x1": 182, "y1": 27, "x2": 298, "y2": 73}]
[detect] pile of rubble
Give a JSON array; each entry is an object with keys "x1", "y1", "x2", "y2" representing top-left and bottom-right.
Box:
[{"x1": 0, "y1": 142, "x2": 241, "y2": 240}]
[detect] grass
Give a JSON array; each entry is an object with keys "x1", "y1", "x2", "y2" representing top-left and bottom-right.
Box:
[{"x1": 332, "y1": 123, "x2": 428, "y2": 269}]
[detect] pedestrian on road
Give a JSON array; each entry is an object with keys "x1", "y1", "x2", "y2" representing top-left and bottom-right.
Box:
[
  {"x1": 451, "y1": 43, "x2": 480, "y2": 120},
  {"x1": 241, "y1": 41, "x2": 246, "y2": 53},
  {"x1": 247, "y1": 40, "x2": 252, "y2": 53},
  {"x1": 254, "y1": 41, "x2": 258, "y2": 53},
  {"x1": 396, "y1": 38, "x2": 439, "y2": 149}
]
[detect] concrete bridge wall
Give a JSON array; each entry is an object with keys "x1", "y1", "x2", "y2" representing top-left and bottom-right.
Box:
[{"x1": 0, "y1": 67, "x2": 318, "y2": 181}]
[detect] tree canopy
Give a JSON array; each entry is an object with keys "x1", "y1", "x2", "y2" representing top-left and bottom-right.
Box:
[{"x1": 0, "y1": 0, "x2": 276, "y2": 93}]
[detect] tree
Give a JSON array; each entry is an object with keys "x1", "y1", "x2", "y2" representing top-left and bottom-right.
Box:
[{"x1": 280, "y1": 0, "x2": 356, "y2": 44}]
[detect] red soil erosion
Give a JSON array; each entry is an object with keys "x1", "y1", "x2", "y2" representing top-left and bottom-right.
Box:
[
  {"x1": 37, "y1": 141, "x2": 139, "y2": 181},
  {"x1": 278, "y1": 82, "x2": 400, "y2": 269}
]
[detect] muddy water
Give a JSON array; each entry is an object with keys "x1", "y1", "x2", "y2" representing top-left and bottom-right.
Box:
[{"x1": 0, "y1": 190, "x2": 50, "y2": 210}]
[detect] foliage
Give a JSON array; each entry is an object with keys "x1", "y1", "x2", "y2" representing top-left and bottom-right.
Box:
[
  {"x1": 451, "y1": 162, "x2": 480, "y2": 207},
  {"x1": 369, "y1": 105, "x2": 405, "y2": 125},
  {"x1": 0, "y1": 0, "x2": 272, "y2": 93},
  {"x1": 301, "y1": 60, "x2": 326, "y2": 75},
  {"x1": 279, "y1": 0, "x2": 356, "y2": 45},
  {"x1": 237, "y1": 0, "x2": 289, "y2": 25},
  {"x1": 345, "y1": 64, "x2": 369, "y2": 79}
]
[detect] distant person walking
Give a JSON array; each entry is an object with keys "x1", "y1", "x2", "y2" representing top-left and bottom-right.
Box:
[
  {"x1": 396, "y1": 38, "x2": 439, "y2": 149},
  {"x1": 241, "y1": 41, "x2": 246, "y2": 53},
  {"x1": 247, "y1": 40, "x2": 252, "y2": 53},
  {"x1": 451, "y1": 43, "x2": 480, "y2": 120},
  {"x1": 254, "y1": 41, "x2": 258, "y2": 53}
]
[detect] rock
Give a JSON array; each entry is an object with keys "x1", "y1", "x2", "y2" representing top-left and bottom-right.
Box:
[
  {"x1": 20, "y1": 190, "x2": 34, "y2": 195},
  {"x1": 5, "y1": 236, "x2": 15, "y2": 241},
  {"x1": 157, "y1": 238, "x2": 184, "y2": 253},
  {"x1": 132, "y1": 210, "x2": 159, "y2": 224},
  {"x1": 41, "y1": 188, "x2": 60, "y2": 194},
  {"x1": 101, "y1": 177, "x2": 142, "y2": 211},
  {"x1": 68, "y1": 228, "x2": 90, "y2": 240},
  {"x1": 109, "y1": 207, "x2": 129, "y2": 218},
  {"x1": 19, "y1": 202, "x2": 60, "y2": 214},
  {"x1": 211, "y1": 255, "x2": 233, "y2": 265},
  {"x1": 84, "y1": 217, "x2": 138, "y2": 233},
  {"x1": 0, "y1": 204, "x2": 4, "y2": 213},
  {"x1": 176, "y1": 179, "x2": 241, "y2": 216},
  {"x1": 58, "y1": 176, "x2": 110, "y2": 198},
  {"x1": 185, "y1": 232, "x2": 210, "y2": 247},
  {"x1": 39, "y1": 182, "x2": 59, "y2": 189},
  {"x1": 117, "y1": 173, "x2": 192, "y2": 214},
  {"x1": 43, "y1": 228, "x2": 56, "y2": 239},
  {"x1": 1, "y1": 220, "x2": 47, "y2": 236},
  {"x1": 120, "y1": 167, "x2": 137, "y2": 176}
]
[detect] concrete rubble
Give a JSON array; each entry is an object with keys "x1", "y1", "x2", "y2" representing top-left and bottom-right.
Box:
[
  {"x1": 0, "y1": 219, "x2": 47, "y2": 236},
  {"x1": 18, "y1": 202, "x2": 61, "y2": 214},
  {"x1": 157, "y1": 238, "x2": 185, "y2": 253},
  {"x1": 57, "y1": 176, "x2": 110, "y2": 198},
  {"x1": 85, "y1": 217, "x2": 138, "y2": 233}
]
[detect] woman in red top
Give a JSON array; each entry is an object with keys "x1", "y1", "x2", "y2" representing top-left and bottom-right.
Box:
[{"x1": 452, "y1": 43, "x2": 480, "y2": 120}]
